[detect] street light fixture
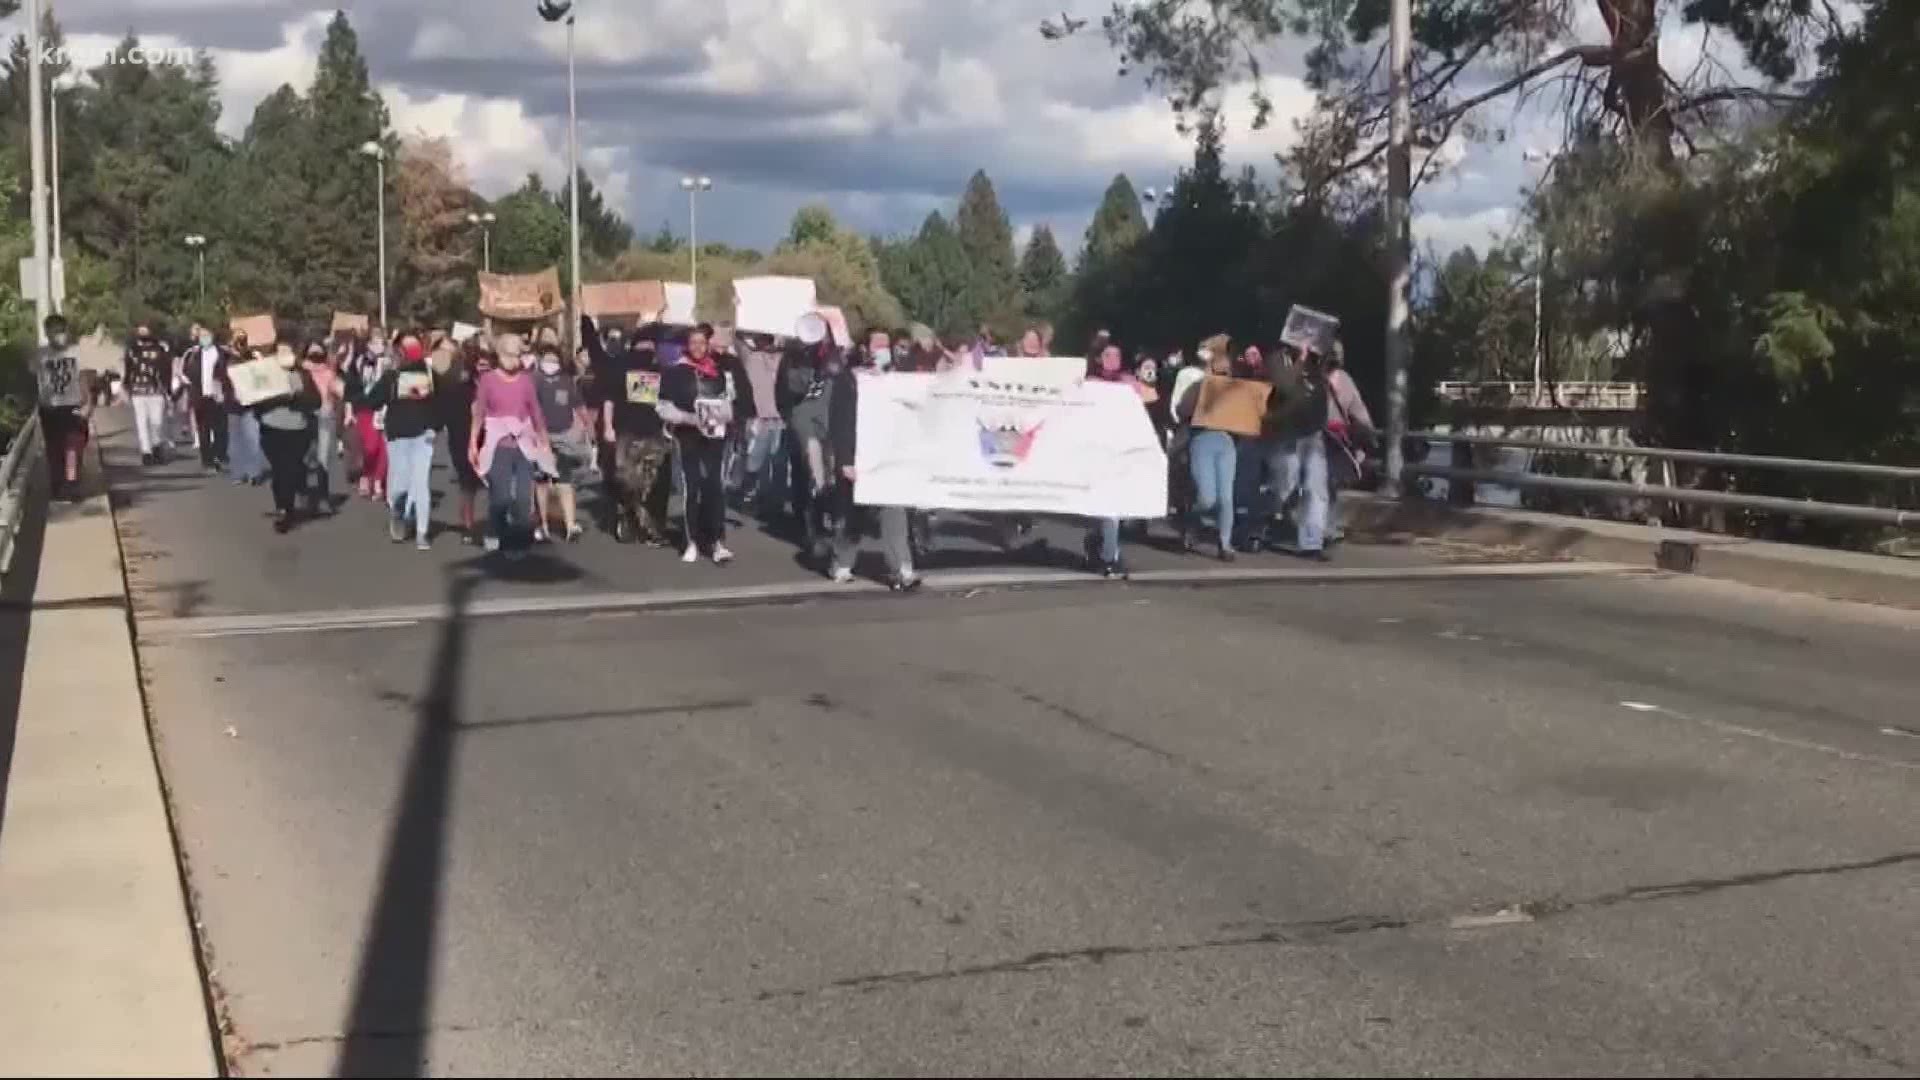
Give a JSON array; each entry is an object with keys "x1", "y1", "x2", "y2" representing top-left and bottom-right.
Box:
[
  {"x1": 183, "y1": 234, "x2": 208, "y2": 304},
  {"x1": 538, "y1": 0, "x2": 581, "y2": 348},
  {"x1": 680, "y1": 175, "x2": 713, "y2": 309},
  {"x1": 359, "y1": 140, "x2": 388, "y2": 329},
  {"x1": 466, "y1": 210, "x2": 498, "y2": 272}
]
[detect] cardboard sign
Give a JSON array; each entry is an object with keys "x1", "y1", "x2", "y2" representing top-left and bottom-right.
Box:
[
  {"x1": 450, "y1": 321, "x2": 481, "y2": 344},
  {"x1": 582, "y1": 280, "x2": 666, "y2": 319},
  {"x1": 478, "y1": 267, "x2": 564, "y2": 320},
  {"x1": 331, "y1": 311, "x2": 370, "y2": 335},
  {"x1": 664, "y1": 282, "x2": 696, "y2": 325},
  {"x1": 229, "y1": 358, "x2": 301, "y2": 407},
  {"x1": 625, "y1": 369, "x2": 660, "y2": 405},
  {"x1": 1191, "y1": 376, "x2": 1271, "y2": 436},
  {"x1": 1280, "y1": 304, "x2": 1340, "y2": 355},
  {"x1": 733, "y1": 276, "x2": 818, "y2": 336},
  {"x1": 229, "y1": 313, "x2": 277, "y2": 348}
]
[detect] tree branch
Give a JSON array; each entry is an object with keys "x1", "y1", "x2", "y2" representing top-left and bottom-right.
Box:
[{"x1": 1669, "y1": 85, "x2": 1806, "y2": 112}]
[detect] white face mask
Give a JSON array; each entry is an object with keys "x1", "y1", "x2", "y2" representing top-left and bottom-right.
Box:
[{"x1": 539, "y1": 358, "x2": 562, "y2": 376}]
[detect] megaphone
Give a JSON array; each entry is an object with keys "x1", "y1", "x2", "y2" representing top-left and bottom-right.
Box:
[{"x1": 795, "y1": 311, "x2": 829, "y2": 346}]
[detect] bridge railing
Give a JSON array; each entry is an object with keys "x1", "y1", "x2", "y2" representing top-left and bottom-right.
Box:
[
  {"x1": 1403, "y1": 431, "x2": 1920, "y2": 531},
  {"x1": 1432, "y1": 381, "x2": 1644, "y2": 411},
  {"x1": 0, "y1": 412, "x2": 44, "y2": 574}
]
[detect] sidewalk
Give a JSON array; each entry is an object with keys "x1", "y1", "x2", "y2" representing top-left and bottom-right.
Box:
[
  {"x1": 0, "y1": 442, "x2": 218, "y2": 1075},
  {"x1": 1343, "y1": 492, "x2": 1920, "y2": 610}
]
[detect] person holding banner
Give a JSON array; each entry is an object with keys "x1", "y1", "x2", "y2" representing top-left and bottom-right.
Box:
[
  {"x1": 657, "y1": 324, "x2": 735, "y2": 565},
  {"x1": 825, "y1": 332, "x2": 920, "y2": 592},
  {"x1": 1081, "y1": 342, "x2": 1147, "y2": 578},
  {"x1": 369, "y1": 333, "x2": 440, "y2": 550}
]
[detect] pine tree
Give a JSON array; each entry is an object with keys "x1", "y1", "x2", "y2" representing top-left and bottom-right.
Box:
[
  {"x1": 551, "y1": 168, "x2": 633, "y2": 259},
  {"x1": 301, "y1": 12, "x2": 388, "y2": 325},
  {"x1": 901, "y1": 211, "x2": 973, "y2": 340},
  {"x1": 1080, "y1": 174, "x2": 1147, "y2": 273},
  {"x1": 492, "y1": 175, "x2": 568, "y2": 277},
  {"x1": 1018, "y1": 225, "x2": 1070, "y2": 327},
  {"x1": 953, "y1": 170, "x2": 1019, "y2": 339}
]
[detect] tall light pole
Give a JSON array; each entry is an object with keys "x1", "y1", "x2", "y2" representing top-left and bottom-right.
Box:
[
  {"x1": 26, "y1": 0, "x2": 51, "y2": 339},
  {"x1": 538, "y1": 0, "x2": 581, "y2": 345},
  {"x1": 1522, "y1": 147, "x2": 1558, "y2": 404},
  {"x1": 1381, "y1": 0, "x2": 1412, "y2": 496},
  {"x1": 680, "y1": 175, "x2": 712, "y2": 306},
  {"x1": 466, "y1": 210, "x2": 497, "y2": 272},
  {"x1": 184, "y1": 235, "x2": 207, "y2": 304},
  {"x1": 358, "y1": 141, "x2": 388, "y2": 328},
  {"x1": 50, "y1": 81, "x2": 63, "y2": 313}
]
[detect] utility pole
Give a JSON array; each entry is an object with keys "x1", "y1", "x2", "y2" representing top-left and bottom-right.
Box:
[
  {"x1": 51, "y1": 83, "x2": 63, "y2": 313},
  {"x1": 1381, "y1": 0, "x2": 1412, "y2": 495},
  {"x1": 26, "y1": 0, "x2": 52, "y2": 339},
  {"x1": 359, "y1": 142, "x2": 388, "y2": 328},
  {"x1": 566, "y1": 9, "x2": 582, "y2": 350}
]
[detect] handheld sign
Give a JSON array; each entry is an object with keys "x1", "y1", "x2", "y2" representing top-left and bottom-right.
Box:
[
  {"x1": 1280, "y1": 304, "x2": 1340, "y2": 355},
  {"x1": 229, "y1": 358, "x2": 301, "y2": 407}
]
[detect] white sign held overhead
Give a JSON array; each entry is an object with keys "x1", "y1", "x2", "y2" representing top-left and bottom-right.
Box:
[
  {"x1": 664, "y1": 282, "x2": 696, "y2": 325},
  {"x1": 732, "y1": 275, "x2": 817, "y2": 336}
]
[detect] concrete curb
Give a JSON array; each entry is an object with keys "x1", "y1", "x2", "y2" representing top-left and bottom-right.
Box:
[
  {"x1": 0, "y1": 436, "x2": 220, "y2": 1076},
  {"x1": 1342, "y1": 493, "x2": 1920, "y2": 611},
  {"x1": 136, "y1": 560, "x2": 1646, "y2": 641}
]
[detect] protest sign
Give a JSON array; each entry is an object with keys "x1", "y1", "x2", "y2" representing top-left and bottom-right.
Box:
[
  {"x1": 479, "y1": 267, "x2": 563, "y2": 320},
  {"x1": 733, "y1": 276, "x2": 817, "y2": 336},
  {"x1": 229, "y1": 313, "x2": 276, "y2": 348},
  {"x1": 1191, "y1": 376, "x2": 1271, "y2": 436},
  {"x1": 450, "y1": 321, "x2": 481, "y2": 344},
  {"x1": 228, "y1": 358, "x2": 301, "y2": 407},
  {"x1": 582, "y1": 280, "x2": 666, "y2": 320},
  {"x1": 814, "y1": 305, "x2": 852, "y2": 347},
  {"x1": 1280, "y1": 304, "x2": 1340, "y2": 355},
  {"x1": 330, "y1": 311, "x2": 369, "y2": 336},
  {"x1": 664, "y1": 282, "x2": 696, "y2": 325},
  {"x1": 853, "y1": 368, "x2": 1167, "y2": 518},
  {"x1": 981, "y1": 354, "x2": 1086, "y2": 383}
]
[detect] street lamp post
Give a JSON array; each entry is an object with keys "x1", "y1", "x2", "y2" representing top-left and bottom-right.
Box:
[
  {"x1": 26, "y1": 0, "x2": 51, "y2": 338},
  {"x1": 679, "y1": 175, "x2": 712, "y2": 306},
  {"x1": 466, "y1": 211, "x2": 497, "y2": 272},
  {"x1": 1522, "y1": 147, "x2": 1559, "y2": 405},
  {"x1": 538, "y1": 0, "x2": 582, "y2": 347},
  {"x1": 184, "y1": 235, "x2": 207, "y2": 304},
  {"x1": 50, "y1": 83, "x2": 63, "y2": 312},
  {"x1": 358, "y1": 141, "x2": 388, "y2": 328}
]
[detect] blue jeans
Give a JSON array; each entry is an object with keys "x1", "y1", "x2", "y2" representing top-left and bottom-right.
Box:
[
  {"x1": 1084, "y1": 517, "x2": 1121, "y2": 563},
  {"x1": 386, "y1": 432, "x2": 435, "y2": 540},
  {"x1": 227, "y1": 411, "x2": 265, "y2": 482},
  {"x1": 730, "y1": 419, "x2": 787, "y2": 514},
  {"x1": 1188, "y1": 429, "x2": 1237, "y2": 549},
  {"x1": 1267, "y1": 433, "x2": 1330, "y2": 551},
  {"x1": 308, "y1": 409, "x2": 337, "y2": 506},
  {"x1": 487, "y1": 443, "x2": 534, "y2": 549}
]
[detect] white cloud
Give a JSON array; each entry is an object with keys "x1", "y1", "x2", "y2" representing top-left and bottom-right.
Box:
[{"x1": 1414, "y1": 206, "x2": 1517, "y2": 256}]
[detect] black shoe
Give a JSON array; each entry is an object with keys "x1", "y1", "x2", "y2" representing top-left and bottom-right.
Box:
[
  {"x1": 1101, "y1": 560, "x2": 1127, "y2": 580},
  {"x1": 1243, "y1": 535, "x2": 1266, "y2": 554},
  {"x1": 141, "y1": 452, "x2": 157, "y2": 466},
  {"x1": 614, "y1": 516, "x2": 635, "y2": 544},
  {"x1": 888, "y1": 573, "x2": 923, "y2": 593},
  {"x1": 1217, "y1": 544, "x2": 1237, "y2": 563},
  {"x1": 1296, "y1": 548, "x2": 1330, "y2": 563},
  {"x1": 1180, "y1": 527, "x2": 1197, "y2": 554},
  {"x1": 273, "y1": 513, "x2": 292, "y2": 535}
]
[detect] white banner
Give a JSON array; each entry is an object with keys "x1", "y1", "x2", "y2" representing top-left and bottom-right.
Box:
[
  {"x1": 733, "y1": 275, "x2": 817, "y2": 336},
  {"x1": 853, "y1": 366, "x2": 1167, "y2": 518}
]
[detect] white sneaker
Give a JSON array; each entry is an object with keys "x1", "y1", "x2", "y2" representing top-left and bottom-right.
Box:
[
  {"x1": 830, "y1": 565, "x2": 854, "y2": 584},
  {"x1": 711, "y1": 544, "x2": 735, "y2": 565},
  {"x1": 682, "y1": 544, "x2": 700, "y2": 564},
  {"x1": 483, "y1": 535, "x2": 501, "y2": 553}
]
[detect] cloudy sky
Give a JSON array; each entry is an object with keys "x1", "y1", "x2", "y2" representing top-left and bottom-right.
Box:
[{"x1": 35, "y1": 0, "x2": 1758, "y2": 259}]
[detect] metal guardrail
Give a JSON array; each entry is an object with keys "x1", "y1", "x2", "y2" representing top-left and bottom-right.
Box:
[
  {"x1": 1406, "y1": 431, "x2": 1920, "y2": 530},
  {"x1": 1432, "y1": 381, "x2": 1645, "y2": 411},
  {"x1": 0, "y1": 411, "x2": 44, "y2": 574}
]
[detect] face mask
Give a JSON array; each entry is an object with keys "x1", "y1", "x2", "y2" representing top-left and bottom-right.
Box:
[
  {"x1": 199, "y1": 334, "x2": 214, "y2": 348},
  {"x1": 48, "y1": 332, "x2": 68, "y2": 347},
  {"x1": 871, "y1": 347, "x2": 892, "y2": 370},
  {"x1": 369, "y1": 341, "x2": 387, "y2": 358},
  {"x1": 539, "y1": 358, "x2": 561, "y2": 376},
  {"x1": 606, "y1": 333, "x2": 624, "y2": 348},
  {"x1": 401, "y1": 342, "x2": 426, "y2": 363}
]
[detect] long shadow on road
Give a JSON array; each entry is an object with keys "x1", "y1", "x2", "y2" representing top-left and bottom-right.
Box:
[{"x1": 333, "y1": 567, "x2": 477, "y2": 1077}]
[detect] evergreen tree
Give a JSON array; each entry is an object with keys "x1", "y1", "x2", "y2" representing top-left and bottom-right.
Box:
[
  {"x1": 551, "y1": 168, "x2": 632, "y2": 260},
  {"x1": 491, "y1": 175, "x2": 568, "y2": 277},
  {"x1": 300, "y1": 12, "x2": 388, "y2": 324},
  {"x1": 1080, "y1": 174, "x2": 1147, "y2": 272},
  {"x1": 900, "y1": 211, "x2": 973, "y2": 340},
  {"x1": 1017, "y1": 225, "x2": 1070, "y2": 327},
  {"x1": 953, "y1": 170, "x2": 1019, "y2": 338}
]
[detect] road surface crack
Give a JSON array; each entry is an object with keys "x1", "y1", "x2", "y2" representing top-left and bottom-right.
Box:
[
  {"x1": 752, "y1": 913, "x2": 1407, "y2": 1001},
  {"x1": 1522, "y1": 849, "x2": 1920, "y2": 919}
]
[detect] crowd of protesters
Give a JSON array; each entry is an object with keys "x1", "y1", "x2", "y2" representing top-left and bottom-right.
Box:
[{"x1": 33, "y1": 307, "x2": 1375, "y2": 581}]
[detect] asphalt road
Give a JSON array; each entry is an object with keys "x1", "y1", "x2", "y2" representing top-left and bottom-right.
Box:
[{"x1": 105, "y1": 410, "x2": 1920, "y2": 1076}]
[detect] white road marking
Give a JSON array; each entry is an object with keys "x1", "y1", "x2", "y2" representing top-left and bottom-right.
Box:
[{"x1": 1616, "y1": 701, "x2": 1918, "y2": 770}]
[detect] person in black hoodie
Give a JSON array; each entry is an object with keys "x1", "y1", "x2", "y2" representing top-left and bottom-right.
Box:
[
  {"x1": 825, "y1": 332, "x2": 920, "y2": 591},
  {"x1": 125, "y1": 322, "x2": 174, "y2": 465},
  {"x1": 775, "y1": 335, "x2": 838, "y2": 554},
  {"x1": 585, "y1": 314, "x2": 674, "y2": 546},
  {"x1": 368, "y1": 332, "x2": 440, "y2": 549},
  {"x1": 253, "y1": 343, "x2": 322, "y2": 533},
  {"x1": 657, "y1": 323, "x2": 735, "y2": 564}
]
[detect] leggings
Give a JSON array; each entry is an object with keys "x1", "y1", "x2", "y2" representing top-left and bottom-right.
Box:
[
  {"x1": 355, "y1": 410, "x2": 388, "y2": 488},
  {"x1": 487, "y1": 443, "x2": 534, "y2": 550},
  {"x1": 675, "y1": 431, "x2": 727, "y2": 552},
  {"x1": 259, "y1": 425, "x2": 314, "y2": 516}
]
